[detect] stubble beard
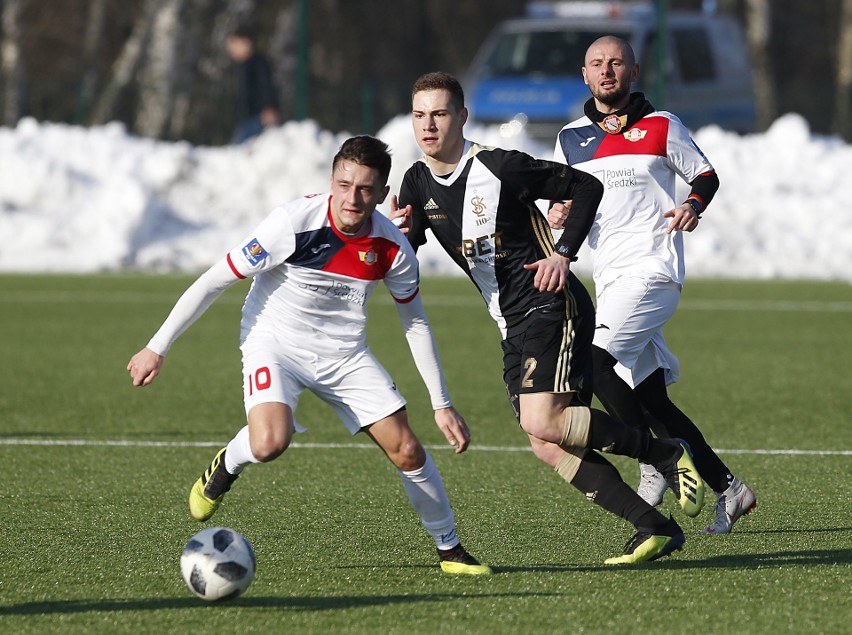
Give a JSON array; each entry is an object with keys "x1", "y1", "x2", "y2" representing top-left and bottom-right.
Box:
[{"x1": 593, "y1": 83, "x2": 630, "y2": 109}]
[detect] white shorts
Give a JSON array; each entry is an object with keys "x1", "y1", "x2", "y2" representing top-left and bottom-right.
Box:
[
  {"x1": 593, "y1": 275, "x2": 681, "y2": 388},
  {"x1": 241, "y1": 342, "x2": 407, "y2": 435}
]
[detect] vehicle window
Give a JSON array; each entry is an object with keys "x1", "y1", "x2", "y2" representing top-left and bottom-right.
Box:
[
  {"x1": 479, "y1": 29, "x2": 628, "y2": 78},
  {"x1": 672, "y1": 27, "x2": 715, "y2": 83}
]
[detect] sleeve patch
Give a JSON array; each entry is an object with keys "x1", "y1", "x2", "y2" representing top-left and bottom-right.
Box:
[{"x1": 242, "y1": 238, "x2": 269, "y2": 266}]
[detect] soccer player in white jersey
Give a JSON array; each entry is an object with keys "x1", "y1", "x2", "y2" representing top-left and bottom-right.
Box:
[
  {"x1": 392, "y1": 72, "x2": 707, "y2": 565},
  {"x1": 127, "y1": 136, "x2": 491, "y2": 575},
  {"x1": 550, "y1": 36, "x2": 756, "y2": 535}
]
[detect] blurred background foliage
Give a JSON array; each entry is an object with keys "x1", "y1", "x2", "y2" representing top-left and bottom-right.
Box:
[{"x1": 1, "y1": 0, "x2": 849, "y2": 145}]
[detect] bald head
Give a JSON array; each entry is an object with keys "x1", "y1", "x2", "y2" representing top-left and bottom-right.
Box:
[{"x1": 585, "y1": 36, "x2": 635, "y2": 67}]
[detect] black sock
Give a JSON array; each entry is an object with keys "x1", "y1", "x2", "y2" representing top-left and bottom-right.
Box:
[
  {"x1": 570, "y1": 451, "x2": 667, "y2": 530},
  {"x1": 592, "y1": 346, "x2": 649, "y2": 431},
  {"x1": 637, "y1": 369, "x2": 733, "y2": 491},
  {"x1": 587, "y1": 408, "x2": 648, "y2": 458}
]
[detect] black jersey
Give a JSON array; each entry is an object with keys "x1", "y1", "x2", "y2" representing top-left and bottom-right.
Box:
[{"x1": 399, "y1": 141, "x2": 602, "y2": 338}]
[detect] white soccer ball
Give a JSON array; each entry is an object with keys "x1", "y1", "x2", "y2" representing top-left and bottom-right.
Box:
[{"x1": 180, "y1": 527, "x2": 256, "y2": 601}]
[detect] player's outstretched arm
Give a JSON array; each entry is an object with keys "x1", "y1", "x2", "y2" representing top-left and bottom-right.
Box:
[
  {"x1": 128, "y1": 259, "x2": 241, "y2": 388},
  {"x1": 434, "y1": 406, "x2": 471, "y2": 454},
  {"x1": 127, "y1": 347, "x2": 165, "y2": 387}
]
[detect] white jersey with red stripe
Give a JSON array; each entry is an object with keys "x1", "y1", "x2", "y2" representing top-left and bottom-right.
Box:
[
  {"x1": 226, "y1": 193, "x2": 419, "y2": 357},
  {"x1": 553, "y1": 111, "x2": 713, "y2": 288},
  {"x1": 146, "y1": 192, "x2": 452, "y2": 409}
]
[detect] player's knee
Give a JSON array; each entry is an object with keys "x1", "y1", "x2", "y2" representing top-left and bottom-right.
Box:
[
  {"x1": 249, "y1": 422, "x2": 293, "y2": 462},
  {"x1": 518, "y1": 412, "x2": 548, "y2": 441},
  {"x1": 635, "y1": 368, "x2": 670, "y2": 411},
  {"x1": 392, "y1": 438, "x2": 426, "y2": 471},
  {"x1": 528, "y1": 436, "x2": 563, "y2": 468}
]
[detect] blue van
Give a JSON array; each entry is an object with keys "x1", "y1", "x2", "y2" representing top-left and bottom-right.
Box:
[{"x1": 465, "y1": 1, "x2": 757, "y2": 141}]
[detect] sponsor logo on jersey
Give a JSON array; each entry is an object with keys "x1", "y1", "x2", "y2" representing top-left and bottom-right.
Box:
[
  {"x1": 599, "y1": 114, "x2": 627, "y2": 134},
  {"x1": 624, "y1": 128, "x2": 647, "y2": 142},
  {"x1": 462, "y1": 230, "x2": 505, "y2": 262},
  {"x1": 311, "y1": 243, "x2": 332, "y2": 254},
  {"x1": 359, "y1": 249, "x2": 377, "y2": 265},
  {"x1": 595, "y1": 167, "x2": 637, "y2": 189},
  {"x1": 424, "y1": 198, "x2": 440, "y2": 211},
  {"x1": 580, "y1": 136, "x2": 595, "y2": 147},
  {"x1": 242, "y1": 238, "x2": 268, "y2": 266}
]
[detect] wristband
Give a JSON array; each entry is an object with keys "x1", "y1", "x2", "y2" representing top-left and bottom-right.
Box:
[
  {"x1": 554, "y1": 243, "x2": 579, "y2": 261},
  {"x1": 683, "y1": 198, "x2": 703, "y2": 217}
]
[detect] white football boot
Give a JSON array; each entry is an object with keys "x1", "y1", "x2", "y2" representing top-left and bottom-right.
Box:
[
  {"x1": 636, "y1": 462, "x2": 668, "y2": 507},
  {"x1": 702, "y1": 478, "x2": 757, "y2": 535}
]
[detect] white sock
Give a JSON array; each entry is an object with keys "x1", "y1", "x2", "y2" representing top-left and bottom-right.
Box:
[
  {"x1": 224, "y1": 425, "x2": 260, "y2": 474},
  {"x1": 398, "y1": 452, "x2": 459, "y2": 550}
]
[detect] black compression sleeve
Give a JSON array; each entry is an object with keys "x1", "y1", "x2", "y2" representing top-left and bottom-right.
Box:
[
  {"x1": 553, "y1": 169, "x2": 603, "y2": 259},
  {"x1": 687, "y1": 171, "x2": 720, "y2": 210}
]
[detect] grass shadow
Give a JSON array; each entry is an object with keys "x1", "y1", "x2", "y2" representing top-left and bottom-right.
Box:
[
  {"x1": 0, "y1": 591, "x2": 564, "y2": 616},
  {"x1": 491, "y1": 547, "x2": 852, "y2": 573}
]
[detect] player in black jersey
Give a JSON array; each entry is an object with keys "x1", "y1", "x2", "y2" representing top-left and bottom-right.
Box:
[{"x1": 392, "y1": 72, "x2": 705, "y2": 565}]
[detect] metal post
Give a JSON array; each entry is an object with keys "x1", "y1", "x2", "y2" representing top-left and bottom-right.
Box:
[
  {"x1": 295, "y1": 0, "x2": 309, "y2": 120},
  {"x1": 654, "y1": 0, "x2": 669, "y2": 109}
]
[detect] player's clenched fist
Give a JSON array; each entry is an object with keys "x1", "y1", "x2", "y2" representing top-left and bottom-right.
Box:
[{"x1": 127, "y1": 348, "x2": 164, "y2": 386}]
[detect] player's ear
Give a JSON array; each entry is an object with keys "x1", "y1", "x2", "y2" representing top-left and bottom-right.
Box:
[
  {"x1": 582, "y1": 67, "x2": 589, "y2": 85},
  {"x1": 377, "y1": 185, "x2": 390, "y2": 205},
  {"x1": 460, "y1": 107, "x2": 469, "y2": 126},
  {"x1": 631, "y1": 63, "x2": 640, "y2": 82}
]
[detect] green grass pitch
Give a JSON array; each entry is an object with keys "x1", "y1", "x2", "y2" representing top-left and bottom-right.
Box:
[{"x1": 0, "y1": 274, "x2": 850, "y2": 634}]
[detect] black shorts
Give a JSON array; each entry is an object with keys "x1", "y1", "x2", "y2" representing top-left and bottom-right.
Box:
[{"x1": 502, "y1": 296, "x2": 594, "y2": 421}]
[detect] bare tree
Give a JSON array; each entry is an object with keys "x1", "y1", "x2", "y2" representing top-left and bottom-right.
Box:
[
  {"x1": 135, "y1": 0, "x2": 185, "y2": 138},
  {"x1": 835, "y1": 0, "x2": 852, "y2": 139},
  {"x1": 745, "y1": 0, "x2": 778, "y2": 130},
  {"x1": 269, "y1": 2, "x2": 298, "y2": 122},
  {"x1": 91, "y1": 0, "x2": 160, "y2": 126},
  {"x1": 1, "y1": 0, "x2": 23, "y2": 126}
]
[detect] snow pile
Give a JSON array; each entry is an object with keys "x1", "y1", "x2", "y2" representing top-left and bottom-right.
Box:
[{"x1": 0, "y1": 113, "x2": 849, "y2": 281}]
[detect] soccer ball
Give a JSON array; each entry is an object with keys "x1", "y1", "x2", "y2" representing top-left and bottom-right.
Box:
[{"x1": 180, "y1": 527, "x2": 256, "y2": 601}]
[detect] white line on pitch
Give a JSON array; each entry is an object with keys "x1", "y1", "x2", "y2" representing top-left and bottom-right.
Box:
[{"x1": 0, "y1": 438, "x2": 849, "y2": 456}]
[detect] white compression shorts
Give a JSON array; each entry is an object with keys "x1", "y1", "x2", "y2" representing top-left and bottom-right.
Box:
[
  {"x1": 593, "y1": 274, "x2": 682, "y2": 388},
  {"x1": 241, "y1": 341, "x2": 407, "y2": 435}
]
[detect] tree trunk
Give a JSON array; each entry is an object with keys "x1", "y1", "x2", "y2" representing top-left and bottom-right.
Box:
[
  {"x1": 834, "y1": 0, "x2": 852, "y2": 140},
  {"x1": 90, "y1": 0, "x2": 159, "y2": 126},
  {"x1": 745, "y1": 0, "x2": 777, "y2": 130},
  {"x1": 135, "y1": 0, "x2": 185, "y2": 138},
  {"x1": 1, "y1": 0, "x2": 23, "y2": 126},
  {"x1": 77, "y1": 0, "x2": 108, "y2": 124},
  {"x1": 269, "y1": 3, "x2": 298, "y2": 123}
]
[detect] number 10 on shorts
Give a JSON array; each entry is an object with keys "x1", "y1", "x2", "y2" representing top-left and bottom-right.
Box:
[{"x1": 247, "y1": 366, "x2": 271, "y2": 395}]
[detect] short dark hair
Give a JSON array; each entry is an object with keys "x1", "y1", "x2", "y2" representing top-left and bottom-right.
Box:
[
  {"x1": 332, "y1": 136, "x2": 392, "y2": 185},
  {"x1": 412, "y1": 71, "x2": 465, "y2": 111},
  {"x1": 229, "y1": 24, "x2": 256, "y2": 41}
]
